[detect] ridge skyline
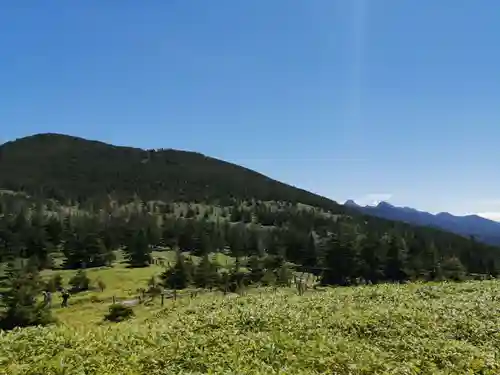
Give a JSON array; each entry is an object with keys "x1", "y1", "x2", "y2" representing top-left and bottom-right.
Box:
[
  {"x1": 344, "y1": 198, "x2": 500, "y2": 222},
  {"x1": 3, "y1": 132, "x2": 500, "y2": 223}
]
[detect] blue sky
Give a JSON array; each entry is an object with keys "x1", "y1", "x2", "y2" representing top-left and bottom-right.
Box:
[{"x1": 1, "y1": 1, "x2": 499, "y2": 218}]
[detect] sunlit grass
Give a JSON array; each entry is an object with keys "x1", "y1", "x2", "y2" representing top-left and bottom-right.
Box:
[{"x1": 2, "y1": 280, "x2": 500, "y2": 374}]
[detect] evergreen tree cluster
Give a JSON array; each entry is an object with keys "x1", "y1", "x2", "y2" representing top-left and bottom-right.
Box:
[
  {"x1": 0, "y1": 260, "x2": 55, "y2": 330},
  {"x1": 2, "y1": 133, "x2": 498, "y2": 333},
  {"x1": 159, "y1": 251, "x2": 293, "y2": 293},
  {"x1": 0, "y1": 133, "x2": 343, "y2": 209},
  {"x1": 1, "y1": 191, "x2": 498, "y2": 287},
  {"x1": 0, "y1": 134, "x2": 499, "y2": 288}
]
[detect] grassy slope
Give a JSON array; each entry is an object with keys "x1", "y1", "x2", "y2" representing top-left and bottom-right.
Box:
[
  {"x1": 34, "y1": 250, "x2": 240, "y2": 326},
  {"x1": 2, "y1": 279, "x2": 500, "y2": 374}
]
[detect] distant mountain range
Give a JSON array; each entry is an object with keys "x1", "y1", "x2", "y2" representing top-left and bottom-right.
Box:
[{"x1": 345, "y1": 200, "x2": 500, "y2": 246}]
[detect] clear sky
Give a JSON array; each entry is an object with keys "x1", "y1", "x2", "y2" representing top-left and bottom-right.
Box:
[{"x1": 1, "y1": 1, "x2": 499, "y2": 219}]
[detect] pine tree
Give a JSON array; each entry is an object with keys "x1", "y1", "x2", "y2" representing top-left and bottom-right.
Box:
[
  {"x1": 224, "y1": 258, "x2": 247, "y2": 293},
  {"x1": 25, "y1": 223, "x2": 51, "y2": 269},
  {"x1": 160, "y1": 251, "x2": 192, "y2": 290},
  {"x1": 384, "y1": 235, "x2": 410, "y2": 282},
  {"x1": 302, "y1": 232, "x2": 318, "y2": 268},
  {"x1": 276, "y1": 263, "x2": 293, "y2": 286},
  {"x1": 177, "y1": 221, "x2": 196, "y2": 252},
  {"x1": 84, "y1": 232, "x2": 110, "y2": 267},
  {"x1": 424, "y1": 241, "x2": 442, "y2": 280},
  {"x1": 227, "y1": 225, "x2": 246, "y2": 258},
  {"x1": 62, "y1": 230, "x2": 85, "y2": 269},
  {"x1": 321, "y1": 233, "x2": 358, "y2": 286},
  {"x1": 0, "y1": 262, "x2": 55, "y2": 330},
  {"x1": 146, "y1": 223, "x2": 162, "y2": 247},
  {"x1": 69, "y1": 269, "x2": 91, "y2": 292},
  {"x1": 44, "y1": 217, "x2": 63, "y2": 246},
  {"x1": 247, "y1": 255, "x2": 265, "y2": 283},
  {"x1": 193, "y1": 253, "x2": 219, "y2": 289},
  {"x1": 359, "y1": 234, "x2": 386, "y2": 283},
  {"x1": 442, "y1": 256, "x2": 466, "y2": 281},
  {"x1": 125, "y1": 229, "x2": 152, "y2": 267}
]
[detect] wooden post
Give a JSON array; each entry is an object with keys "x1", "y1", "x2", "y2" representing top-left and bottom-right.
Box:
[
  {"x1": 161, "y1": 293, "x2": 164, "y2": 307},
  {"x1": 173, "y1": 289, "x2": 177, "y2": 301},
  {"x1": 112, "y1": 296, "x2": 116, "y2": 304}
]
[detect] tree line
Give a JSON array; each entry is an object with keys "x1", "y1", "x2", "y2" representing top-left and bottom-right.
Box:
[
  {"x1": 1, "y1": 194, "x2": 498, "y2": 283},
  {"x1": 2, "y1": 193, "x2": 500, "y2": 330},
  {"x1": 0, "y1": 133, "x2": 343, "y2": 209}
]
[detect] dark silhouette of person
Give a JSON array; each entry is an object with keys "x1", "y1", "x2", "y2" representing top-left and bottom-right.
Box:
[{"x1": 61, "y1": 290, "x2": 70, "y2": 307}]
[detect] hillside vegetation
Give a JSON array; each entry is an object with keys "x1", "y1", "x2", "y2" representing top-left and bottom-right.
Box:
[
  {"x1": 2, "y1": 134, "x2": 500, "y2": 373},
  {"x1": 2, "y1": 281, "x2": 500, "y2": 374},
  {"x1": 0, "y1": 133, "x2": 343, "y2": 209},
  {"x1": 1, "y1": 134, "x2": 499, "y2": 281}
]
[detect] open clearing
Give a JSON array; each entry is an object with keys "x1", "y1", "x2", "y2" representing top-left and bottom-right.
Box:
[{"x1": 2, "y1": 278, "x2": 500, "y2": 374}]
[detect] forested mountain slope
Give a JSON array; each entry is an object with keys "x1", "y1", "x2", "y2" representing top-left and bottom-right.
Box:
[
  {"x1": 0, "y1": 133, "x2": 500, "y2": 284},
  {"x1": 0, "y1": 133, "x2": 343, "y2": 209}
]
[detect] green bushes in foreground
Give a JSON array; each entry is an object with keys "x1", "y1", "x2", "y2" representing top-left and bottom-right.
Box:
[
  {"x1": 2, "y1": 281, "x2": 500, "y2": 374},
  {"x1": 104, "y1": 304, "x2": 134, "y2": 322}
]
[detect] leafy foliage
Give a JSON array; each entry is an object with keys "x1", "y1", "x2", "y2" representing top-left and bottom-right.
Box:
[{"x1": 2, "y1": 282, "x2": 500, "y2": 373}]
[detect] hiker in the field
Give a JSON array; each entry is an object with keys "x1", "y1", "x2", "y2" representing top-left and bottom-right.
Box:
[
  {"x1": 43, "y1": 290, "x2": 52, "y2": 307},
  {"x1": 61, "y1": 289, "x2": 70, "y2": 307}
]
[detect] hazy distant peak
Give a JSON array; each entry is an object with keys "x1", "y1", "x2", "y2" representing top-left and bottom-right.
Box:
[
  {"x1": 375, "y1": 201, "x2": 394, "y2": 209},
  {"x1": 344, "y1": 199, "x2": 360, "y2": 207},
  {"x1": 344, "y1": 198, "x2": 500, "y2": 246}
]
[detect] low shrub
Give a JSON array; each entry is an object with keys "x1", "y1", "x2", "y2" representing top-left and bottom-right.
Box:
[{"x1": 104, "y1": 304, "x2": 134, "y2": 322}]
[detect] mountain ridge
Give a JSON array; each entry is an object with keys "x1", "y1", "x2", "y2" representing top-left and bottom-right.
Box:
[
  {"x1": 2, "y1": 132, "x2": 500, "y2": 285},
  {"x1": 0, "y1": 133, "x2": 343, "y2": 211},
  {"x1": 346, "y1": 200, "x2": 500, "y2": 245}
]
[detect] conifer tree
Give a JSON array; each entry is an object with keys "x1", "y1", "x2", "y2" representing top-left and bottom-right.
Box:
[
  {"x1": 226, "y1": 257, "x2": 248, "y2": 292},
  {"x1": 424, "y1": 241, "x2": 442, "y2": 280},
  {"x1": 302, "y1": 232, "x2": 318, "y2": 268},
  {"x1": 247, "y1": 255, "x2": 265, "y2": 283},
  {"x1": 0, "y1": 262, "x2": 55, "y2": 330},
  {"x1": 62, "y1": 230, "x2": 84, "y2": 269},
  {"x1": 384, "y1": 236, "x2": 410, "y2": 282},
  {"x1": 193, "y1": 253, "x2": 219, "y2": 289},
  {"x1": 359, "y1": 234, "x2": 386, "y2": 283},
  {"x1": 321, "y1": 233, "x2": 358, "y2": 286},
  {"x1": 69, "y1": 269, "x2": 91, "y2": 292},
  {"x1": 276, "y1": 263, "x2": 293, "y2": 286},
  {"x1": 125, "y1": 229, "x2": 152, "y2": 267},
  {"x1": 84, "y1": 232, "x2": 110, "y2": 267},
  {"x1": 442, "y1": 256, "x2": 466, "y2": 281},
  {"x1": 160, "y1": 251, "x2": 192, "y2": 290}
]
